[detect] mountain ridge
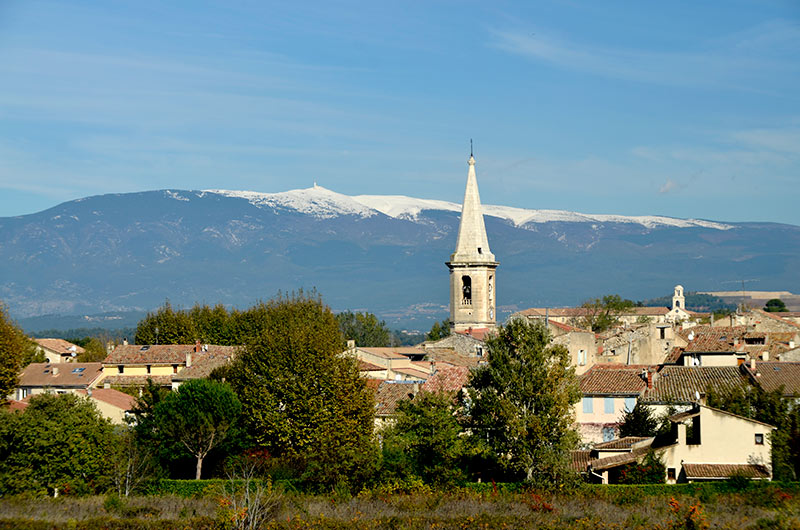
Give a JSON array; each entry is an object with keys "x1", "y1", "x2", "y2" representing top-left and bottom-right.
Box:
[{"x1": 1, "y1": 187, "x2": 797, "y2": 327}]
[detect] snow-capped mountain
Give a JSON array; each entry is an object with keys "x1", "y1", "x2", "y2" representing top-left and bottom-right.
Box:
[{"x1": 0, "y1": 186, "x2": 797, "y2": 326}]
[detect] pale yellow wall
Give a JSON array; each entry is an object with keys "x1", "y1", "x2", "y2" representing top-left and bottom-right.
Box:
[
  {"x1": 575, "y1": 396, "x2": 638, "y2": 444},
  {"x1": 102, "y1": 364, "x2": 178, "y2": 376},
  {"x1": 660, "y1": 407, "x2": 773, "y2": 483},
  {"x1": 553, "y1": 331, "x2": 596, "y2": 375},
  {"x1": 90, "y1": 398, "x2": 129, "y2": 424},
  {"x1": 682, "y1": 354, "x2": 740, "y2": 367}
]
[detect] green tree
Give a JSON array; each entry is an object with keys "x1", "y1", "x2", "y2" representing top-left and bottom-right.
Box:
[
  {"x1": 20, "y1": 340, "x2": 46, "y2": 367},
  {"x1": 577, "y1": 294, "x2": 635, "y2": 332},
  {"x1": 426, "y1": 319, "x2": 452, "y2": 341},
  {"x1": 151, "y1": 378, "x2": 242, "y2": 479},
  {"x1": 764, "y1": 298, "x2": 788, "y2": 313},
  {"x1": 134, "y1": 301, "x2": 197, "y2": 344},
  {"x1": 464, "y1": 318, "x2": 581, "y2": 486},
  {"x1": 0, "y1": 304, "x2": 27, "y2": 402},
  {"x1": 75, "y1": 337, "x2": 108, "y2": 362},
  {"x1": 382, "y1": 391, "x2": 467, "y2": 486},
  {"x1": 617, "y1": 450, "x2": 665, "y2": 484},
  {"x1": 618, "y1": 402, "x2": 660, "y2": 438},
  {"x1": 228, "y1": 291, "x2": 378, "y2": 491},
  {"x1": 335, "y1": 310, "x2": 391, "y2": 347},
  {"x1": 189, "y1": 303, "x2": 236, "y2": 344},
  {"x1": 0, "y1": 393, "x2": 117, "y2": 495}
]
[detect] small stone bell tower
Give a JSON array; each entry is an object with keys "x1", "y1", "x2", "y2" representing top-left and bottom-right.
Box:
[
  {"x1": 446, "y1": 151, "x2": 498, "y2": 332},
  {"x1": 672, "y1": 285, "x2": 685, "y2": 310}
]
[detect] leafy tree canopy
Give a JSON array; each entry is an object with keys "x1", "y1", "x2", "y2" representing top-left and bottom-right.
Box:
[
  {"x1": 765, "y1": 298, "x2": 788, "y2": 313},
  {"x1": 382, "y1": 391, "x2": 468, "y2": 486},
  {"x1": 576, "y1": 294, "x2": 635, "y2": 333},
  {"x1": 426, "y1": 319, "x2": 451, "y2": 342},
  {"x1": 0, "y1": 303, "x2": 28, "y2": 400},
  {"x1": 228, "y1": 290, "x2": 378, "y2": 491},
  {"x1": 0, "y1": 393, "x2": 117, "y2": 495},
  {"x1": 135, "y1": 301, "x2": 197, "y2": 345},
  {"x1": 618, "y1": 402, "x2": 660, "y2": 438},
  {"x1": 151, "y1": 378, "x2": 242, "y2": 479},
  {"x1": 336, "y1": 310, "x2": 391, "y2": 347},
  {"x1": 464, "y1": 318, "x2": 581, "y2": 486}
]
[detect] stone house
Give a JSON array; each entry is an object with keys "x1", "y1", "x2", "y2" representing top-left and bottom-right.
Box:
[
  {"x1": 100, "y1": 341, "x2": 237, "y2": 390},
  {"x1": 587, "y1": 405, "x2": 775, "y2": 483},
  {"x1": 76, "y1": 388, "x2": 137, "y2": 424},
  {"x1": 576, "y1": 364, "x2": 652, "y2": 444},
  {"x1": 33, "y1": 338, "x2": 85, "y2": 364},
  {"x1": 14, "y1": 362, "x2": 103, "y2": 401}
]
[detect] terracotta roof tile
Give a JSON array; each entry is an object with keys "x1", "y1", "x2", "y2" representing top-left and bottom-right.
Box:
[
  {"x1": 572, "y1": 450, "x2": 591, "y2": 472},
  {"x1": 105, "y1": 344, "x2": 235, "y2": 365},
  {"x1": 18, "y1": 363, "x2": 103, "y2": 389},
  {"x1": 77, "y1": 388, "x2": 137, "y2": 410},
  {"x1": 4, "y1": 400, "x2": 28, "y2": 412},
  {"x1": 34, "y1": 338, "x2": 85, "y2": 356},
  {"x1": 580, "y1": 365, "x2": 649, "y2": 395},
  {"x1": 374, "y1": 382, "x2": 417, "y2": 416},
  {"x1": 422, "y1": 365, "x2": 470, "y2": 393},
  {"x1": 591, "y1": 444, "x2": 653, "y2": 471},
  {"x1": 682, "y1": 463, "x2": 770, "y2": 480},
  {"x1": 101, "y1": 375, "x2": 173, "y2": 387},
  {"x1": 358, "y1": 360, "x2": 385, "y2": 371},
  {"x1": 745, "y1": 362, "x2": 800, "y2": 397},
  {"x1": 642, "y1": 366, "x2": 748, "y2": 404},
  {"x1": 594, "y1": 436, "x2": 651, "y2": 451},
  {"x1": 172, "y1": 350, "x2": 236, "y2": 381}
]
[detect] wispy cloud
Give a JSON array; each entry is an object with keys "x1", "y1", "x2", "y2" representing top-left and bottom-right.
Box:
[
  {"x1": 659, "y1": 179, "x2": 678, "y2": 194},
  {"x1": 490, "y1": 19, "x2": 800, "y2": 89}
]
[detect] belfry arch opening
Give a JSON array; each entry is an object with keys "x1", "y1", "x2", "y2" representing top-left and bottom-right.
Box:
[{"x1": 461, "y1": 275, "x2": 472, "y2": 305}]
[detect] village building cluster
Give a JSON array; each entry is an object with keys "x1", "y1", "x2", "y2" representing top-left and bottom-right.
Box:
[{"x1": 5, "y1": 154, "x2": 800, "y2": 484}]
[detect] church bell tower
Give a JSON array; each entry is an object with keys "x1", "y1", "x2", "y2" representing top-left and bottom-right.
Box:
[{"x1": 446, "y1": 151, "x2": 498, "y2": 332}]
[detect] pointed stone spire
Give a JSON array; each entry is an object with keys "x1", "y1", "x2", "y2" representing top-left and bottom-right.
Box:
[{"x1": 450, "y1": 153, "x2": 495, "y2": 263}]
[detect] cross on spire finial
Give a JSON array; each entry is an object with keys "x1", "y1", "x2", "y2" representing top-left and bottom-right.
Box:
[{"x1": 470, "y1": 139, "x2": 473, "y2": 157}]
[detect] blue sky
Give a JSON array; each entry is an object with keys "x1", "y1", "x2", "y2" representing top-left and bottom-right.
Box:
[{"x1": 0, "y1": 1, "x2": 798, "y2": 223}]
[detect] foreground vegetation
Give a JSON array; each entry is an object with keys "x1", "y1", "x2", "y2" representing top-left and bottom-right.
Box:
[{"x1": 1, "y1": 482, "x2": 800, "y2": 529}]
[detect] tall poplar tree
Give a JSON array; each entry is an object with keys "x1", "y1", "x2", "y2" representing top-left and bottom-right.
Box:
[
  {"x1": 464, "y1": 318, "x2": 581, "y2": 486},
  {"x1": 0, "y1": 303, "x2": 27, "y2": 402}
]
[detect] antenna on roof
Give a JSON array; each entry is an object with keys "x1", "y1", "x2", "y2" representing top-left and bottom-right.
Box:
[{"x1": 470, "y1": 139, "x2": 473, "y2": 157}]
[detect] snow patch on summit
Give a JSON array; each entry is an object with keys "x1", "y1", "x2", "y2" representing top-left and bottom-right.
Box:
[
  {"x1": 205, "y1": 187, "x2": 732, "y2": 230},
  {"x1": 205, "y1": 186, "x2": 378, "y2": 219}
]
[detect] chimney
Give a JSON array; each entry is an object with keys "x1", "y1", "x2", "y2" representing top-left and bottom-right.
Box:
[
  {"x1": 430, "y1": 360, "x2": 437, "y2": 375},
  {"x1": 763, "y1": 351, "x2": 769, "y2": 361},
  {"x1": 186, "y1": 352, "x2": 192, "y2": 368},
  {"x1": 52, "y1": 366, "x2": 59, "y2": 376},
  {"x1": 750, "y1": 357, "x2": 756, "y2": 371},
  {"x1": 103, "y1": 382, "x2": 110, "y2": 389},
  {"x1": 647, "y1": 370, "x2": 653, "y2": 389},
  {"x1": 195, "y1": 340, "x2": 202, "y2": 353},
  {"x1": 123, "y1": 338, "x2": 128, "y2": 346},
  {"x1": 790, "y1": 340, "x2": 796, "y2": 349},
  {"x1": 87, "y1": 388, "x2": 92, "y2": 397},
  {"x1": 711, "y1": 313, "x2": 715, "y2": 326}
]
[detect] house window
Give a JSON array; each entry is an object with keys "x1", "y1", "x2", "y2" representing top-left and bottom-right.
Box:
[
  {"x1": 668, "y1": 468, "x2": 676, "y2": 481},
  {"x1": 659, "y1": 328, "x2": 666, "y2": 340},
  {"x1": 579, "y1": 350, "x2": 586, "y2": 366},
  {"x1": 602, "y1": 427, "x2": 615, "y2": 442},
  {"x1": 583, "y1": 397, "x2": 593, "y2": 414},
  {"x1": 173, "y1": 364, "x2": 179, "y2": 374},
  {"x1": 755, "y1": 433, "x2": 764, "y2": 445},
  {"x1": 624, "y1": 397, "x2": 636, "y2": 412},
  {"x1": 146, "y1": 365, "x2": 151, "y2": 374},
  {"x1": 476, "y1": 347, "x2": 484, "y2": 357},
  {"x1": 604, "y1": 397, "x2": 615, "y2": 414},
  {"x1": 118, "y1": 365, "x2": 124, "y2": 374}
]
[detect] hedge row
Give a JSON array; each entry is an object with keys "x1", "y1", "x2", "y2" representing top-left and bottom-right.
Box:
[
  {"x1": 142, "y1": 477, "x2": 800, "y2": 498},
  {"x1": 0, "y1": 517, "x2": 216, "y2": 530}
]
